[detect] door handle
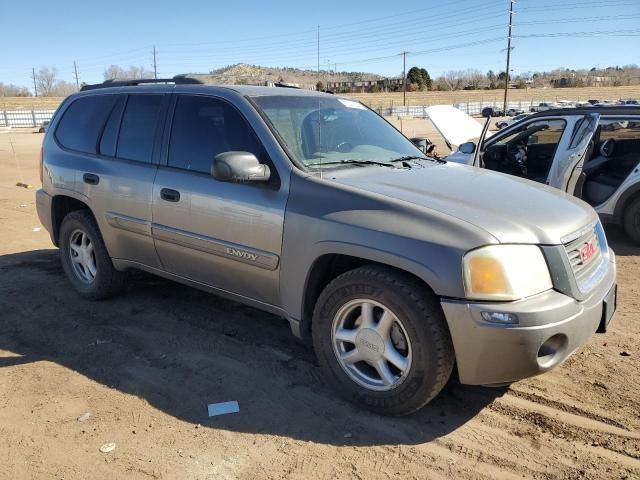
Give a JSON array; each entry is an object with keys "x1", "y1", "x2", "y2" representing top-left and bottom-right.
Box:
[
  {"x1": 160, "y1": 188, "x2": 180, "y2": 202},
  {"x1": 83, "y1": 173, "x2": 99, "y2": 185}
]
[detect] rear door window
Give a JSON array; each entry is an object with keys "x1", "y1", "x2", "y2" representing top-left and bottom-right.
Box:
[
  {"x1": 55, "y1": 95, "x2": 117, "y2": 154},
  {"x1": 116, "y1": 95, "x2": 163, "y2": 163}
]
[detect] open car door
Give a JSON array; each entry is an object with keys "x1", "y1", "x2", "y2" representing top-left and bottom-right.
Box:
[{"x1": 547, "y1": 113, "x2": 600, "y2": 195}]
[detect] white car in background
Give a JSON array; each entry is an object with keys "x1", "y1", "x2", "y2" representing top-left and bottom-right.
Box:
[
  {"x1": 496, "y1": 113, "x2": 531, "y2": 129},
  {"x1": 529, "y1": 102, "x2": 558, "y2": 112},
  {"x1": 427, "y1": 105, "x2": 640, "y2": 244}
]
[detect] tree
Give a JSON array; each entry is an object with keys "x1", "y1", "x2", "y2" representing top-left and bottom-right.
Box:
[
  {"x1": 0, "y1": 82, "x2": 32, "y2": 96},
  {"x1": 316, "y1": 80, "x2": 324, "y2": 91},
  {"x1": 32, "y1": 67, "x2": 77, "y2": 96},
  {"x1": 103, "y1": 65, "x2": 153, "y2": 80},
  {"x1": 407, "y1": 66, "x2": 432, "y2": 91},
  {"x1": 51, "y1": 80, "x2": 77, "y2": 96},
  {"x1": 35, "y1": 67, "x2": 58, "y2": 96},
  {"x1": 466, "y1": 69, "x2": 485, "y2": 89},
  {"x1": 419, "y1": 68, "x2": 432, "y2": 90},
  {"x1": 443, "y1": 70, "x2": 464, "y2": 91},
  {"x1": 407, "y1": 67, "x2": 421, "y2": 86}
]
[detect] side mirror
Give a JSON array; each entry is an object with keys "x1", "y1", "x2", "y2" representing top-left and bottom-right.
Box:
[
  {"x1": 459, "y1": 142, "x2": 476, "y2": 154},
  {"x1": 482, "y1": 107, "x2": 494, "y2": 118},
  {"x1": 212, "y1": 151, "x2": 270, "y2": 183}
]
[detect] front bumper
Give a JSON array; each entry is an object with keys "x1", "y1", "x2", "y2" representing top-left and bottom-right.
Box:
[{"x1": 441, "y1": 251, "x2": 616, "y2": 386}]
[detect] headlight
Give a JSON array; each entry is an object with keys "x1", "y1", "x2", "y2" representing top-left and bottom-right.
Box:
[{"x1": 463, "y1": 245, "x2": 552, "y2": 301}]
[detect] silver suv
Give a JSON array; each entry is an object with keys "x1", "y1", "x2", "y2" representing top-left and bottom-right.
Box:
[{"x1": 37, "y1": 78, "x2": 617, "y2": 415}]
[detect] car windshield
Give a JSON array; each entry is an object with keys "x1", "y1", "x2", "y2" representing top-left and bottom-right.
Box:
[{"x1": 251, "y1": 95, "x2": 426, "y2": 169}]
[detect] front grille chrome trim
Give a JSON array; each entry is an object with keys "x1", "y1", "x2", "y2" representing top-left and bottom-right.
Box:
[{"x1": 562, "y1": 221, "x2": 609, "y2": 294}]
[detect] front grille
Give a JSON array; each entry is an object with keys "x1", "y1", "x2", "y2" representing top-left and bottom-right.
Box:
[{"x1": 563, "y1": 223, "x2": 606, "y2": 292}]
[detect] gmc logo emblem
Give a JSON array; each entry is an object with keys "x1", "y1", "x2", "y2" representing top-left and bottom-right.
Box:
[{"x1": 579, "y1": 239, "x2": 597, "y2": 263}]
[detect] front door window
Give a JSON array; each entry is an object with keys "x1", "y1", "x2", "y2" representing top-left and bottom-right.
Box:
[{"x1": 483, "y1": 119, "x2": 566, "y2": 183}]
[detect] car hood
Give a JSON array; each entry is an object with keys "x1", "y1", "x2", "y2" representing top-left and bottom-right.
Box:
[
  {"x1": 426, "y1": 105, "x2": 493, "y2": 147},
  {"x1": 331, "y1": 162, "x2": 597, "y2": 245}
]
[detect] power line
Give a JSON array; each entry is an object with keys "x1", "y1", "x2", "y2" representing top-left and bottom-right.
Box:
[
  {"x1": 515, "y1": 28, "x2": 640, "y2": 38},
  {"x1": 158, "y1": 9, "x2": 507, "y2": 62},
  {"x1": 153, "y1": 10, "x2": 639, "y2": 70},
  {"x1": 160, "y1": 0, "x2": 492, "y2": 49},
  {"x1": 517, "y1": 0, "x2": 636, "y2": 12}
]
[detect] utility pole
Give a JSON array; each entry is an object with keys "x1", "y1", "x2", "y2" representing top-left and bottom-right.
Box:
[
  {"x1": 32, "y1": 68, "x2": 38, "y2": 97},
  {"x1": 402, "y1": 51, "x2": 407, "y2": 108},
  {"x1": 153, "y1": 46, "x2": 158, "y2": 79},
  {"x1": 73, "y1": 61, "x2": 80, "y2": 90},
  {"x1": 327, "y1": 59, "x2": 330, "y2": 90},
  {"x1": 503, "y1": 0, "x2": 514, "y2": 113},
  {"x1": 316, "y1": 25, "x2": 320, "y2": 87}
]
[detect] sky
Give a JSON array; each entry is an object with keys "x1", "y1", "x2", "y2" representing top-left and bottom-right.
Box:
[{"x1": 2, "y1": 0, "x2": 640, "y2": 89}]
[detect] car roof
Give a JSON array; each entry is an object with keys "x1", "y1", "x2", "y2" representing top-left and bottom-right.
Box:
[
  {"x1": 528, "y1": 106, "x2": 640, "y2": 118},
  {"x1": 73, "y1": 83, "x2": 337, "y2": 99}
]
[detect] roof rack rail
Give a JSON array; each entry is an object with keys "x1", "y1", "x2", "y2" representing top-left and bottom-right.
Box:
[{"x1": 80, "y1": 75, "x2": 204, "y2": 91}]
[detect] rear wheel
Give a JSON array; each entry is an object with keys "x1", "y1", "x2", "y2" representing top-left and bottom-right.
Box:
[
  {"x1": 312, "y1": 265, "x2": 454, "y2": 415},
  {"x1": 59, "y1": 210, "x2": 126, "y2": 300},
  {"x1": 623, "y1": 196, "x2": 640, "y2": 244}
]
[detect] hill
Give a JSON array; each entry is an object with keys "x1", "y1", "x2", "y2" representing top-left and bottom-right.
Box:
[{"x1": 187, "y1": 63, "x2": 384, "y2": 89}]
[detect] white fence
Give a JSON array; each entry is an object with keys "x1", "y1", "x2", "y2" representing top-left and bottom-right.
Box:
[
  {"x1": 390, "y1": 99, "x2": 561, "y2": 117},
  {"x1": 0, "y1": 110, "x2": 55, "y2": 128}
]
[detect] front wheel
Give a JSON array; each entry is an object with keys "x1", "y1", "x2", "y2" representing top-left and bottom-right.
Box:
[
  {"x1": 623, "y1": 197, "x2": 640, "y2": 245},
  {"x1": 312, "y1": 265, "x2": 455, "y2": 415}
]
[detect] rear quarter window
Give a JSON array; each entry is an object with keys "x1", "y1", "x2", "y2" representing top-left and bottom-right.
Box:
[{"x1": 55, "y1": 95, "x2": 117, "y2": 154}]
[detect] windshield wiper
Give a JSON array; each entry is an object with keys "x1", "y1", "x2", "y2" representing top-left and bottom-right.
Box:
[
  {"x1": 389, "y1": 155, "x2": 445, "y2": 165},
  {"x1": 389, "y1": 155, "x2": 428, "y2": 163},
  {"x1": 306, "y1": 159, "x2": 397, "y2": 168}
]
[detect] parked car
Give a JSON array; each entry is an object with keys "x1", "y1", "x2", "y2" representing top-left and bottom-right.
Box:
[
  {"x1": 530, "y1": 102, "x2": 557, "y2": 113},
  {"x1": 496, "y1": 113, "x2": 531, "y2": 129},
  {"x1": 430, "y1": 105, "x2": 640, "y2": 244},
  {"x1": 506, "y1": 108, "x2": 525, "y2": 116},
  {"x1": 37, "y1": 80, "x2": 617, "y2": 415},
  {"x1": 38, "y1": 121, "x2": 50, "y2": 133}
]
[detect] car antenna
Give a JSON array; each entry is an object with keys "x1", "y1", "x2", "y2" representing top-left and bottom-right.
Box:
[{"x1": 472, "y1": 107, "x2": 494, "y2": 168}]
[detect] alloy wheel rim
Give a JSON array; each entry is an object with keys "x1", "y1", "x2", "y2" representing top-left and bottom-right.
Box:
[
  {"x1": 68, "y1": 229, "x2": 97, "y2": 284},
  {"x1": 331, "y1": 299, "x2": 412, "y2": 392}
]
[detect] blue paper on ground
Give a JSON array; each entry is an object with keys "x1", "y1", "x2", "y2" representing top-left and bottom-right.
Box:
[{"x1": 208, "y1": 401, "x2": 240, "y2": 417}]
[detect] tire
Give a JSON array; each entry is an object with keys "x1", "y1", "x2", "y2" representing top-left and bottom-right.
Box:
[
  {"x1": 623, "y1": 196, "x2": 640, "y2": 244},
  {"x1": 312, "y1": 265, "x2": 455, "y2": 416},
  {"x1": 58, "y1": 210, "x2": 126, "y2": 300}
]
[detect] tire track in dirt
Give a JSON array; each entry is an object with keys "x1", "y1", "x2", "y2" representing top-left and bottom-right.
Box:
[{"x1": 508, "y1": 388, "x2": 633, "y2": 431}]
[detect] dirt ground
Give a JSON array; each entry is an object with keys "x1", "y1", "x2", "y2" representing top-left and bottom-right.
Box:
[{"x1": 0, "y1": 128, "x2": 639, "y2": 480}]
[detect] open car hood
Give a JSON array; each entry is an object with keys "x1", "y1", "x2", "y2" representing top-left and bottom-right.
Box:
[{"x1": 426, "y1": 105, "x2": 493, "y2": 148}]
